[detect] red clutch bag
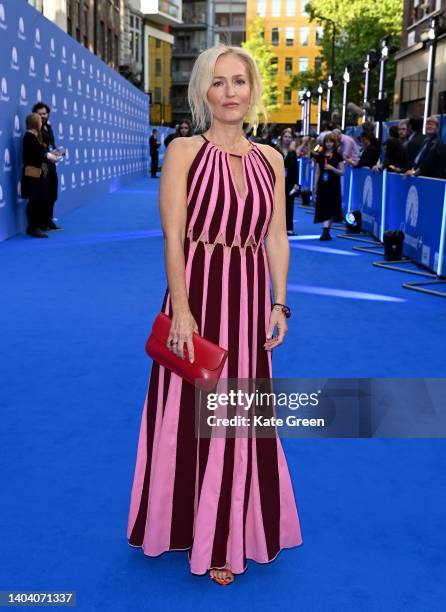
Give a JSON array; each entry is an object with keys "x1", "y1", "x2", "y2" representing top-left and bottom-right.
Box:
[{"x1": 145, "y1": 312, "x2": 228, "y2": 392}]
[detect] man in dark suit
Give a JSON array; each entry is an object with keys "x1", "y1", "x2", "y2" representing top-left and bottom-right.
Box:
[
  {"x1": 404, "y1": 117, "x2": 424, "y2": 170},
  {"x1": 405, "y1": 116, "x2": 446, "y2": 179},
  {"x1": 32, "y1": 102, "x2": 63, "y2": 230}
]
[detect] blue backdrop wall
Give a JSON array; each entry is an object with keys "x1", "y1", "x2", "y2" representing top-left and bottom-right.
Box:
[{"x1": 0, "y1": 0, "x2": 150, "y2": 242}]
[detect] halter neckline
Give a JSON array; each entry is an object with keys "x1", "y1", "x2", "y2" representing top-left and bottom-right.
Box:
[{"x1": 200, "y1": 134, "x2": 255, "y2": 158}]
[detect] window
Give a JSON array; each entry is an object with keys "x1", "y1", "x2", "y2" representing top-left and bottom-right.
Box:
[
  {"x1": 299, "y1": 57, "x2": 309, "y2": 72},
  {"x1": 271, "y1": 27, "x2": 279, "y2": 46},
  {"x1": 155, "y1": 58, "x2": 162, "y2": 76},
  {"x1": 284, "y1": 87, "x2": 292, "y2": 105},
  {"x1": 257, "y1": 0, "x2": 266, "y2": 16},
  {"x1": 285, "y1": 57, "x2": 293, "y2": 74},
  {"x1": 286, "y1": 0, "x2": 295, "y2": 16},
  {"x1": 316, "y1": 26, "x2": 324, "y2": 45},
  {"x1": 114, "y1": 34, "x2": 118, "y2": 66},
  {"x1": 300, "y1": 27, "x2": 309, "y2": 46},
  {"x1": 285, "y1": 27, "x2": 294, "y2": 46},
  {"x1": 315, "y1": 57, "x2": 322, "y2": 72},
  {"x1": 155, "y1": 87, "x2": 162, "y2": 103},
  {"x1": 271, "y1": 57, "x2": 278, "y2": 75},
  {"x1": 301, "y1": 0, "x2": 308, "y2": 15},
  {"x1": 156, "y1": 38, "x2": 161, "y2": 48},
  {"x1": 129, "y1": 14, "x2": 141, "y2": 63},
  {"x1": 272, "y1": 0, "x2": 281, "y2": 16}
]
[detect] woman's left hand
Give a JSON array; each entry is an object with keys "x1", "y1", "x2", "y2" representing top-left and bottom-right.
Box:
[{"x1": 264, "y1": 310, "x2": 288, "y2": 351}]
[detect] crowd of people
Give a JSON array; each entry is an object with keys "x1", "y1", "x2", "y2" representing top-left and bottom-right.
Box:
[{"x1": 245, "y1": 116, "x2": 446, "y2": 240}]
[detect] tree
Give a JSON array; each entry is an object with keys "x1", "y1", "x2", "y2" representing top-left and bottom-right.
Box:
[
  {"x1": 290, "y1": 0, "x2": 403, "y2": 123},
  {"x1": 242, "y1": 18, "x2": 281, "y2": 116}
]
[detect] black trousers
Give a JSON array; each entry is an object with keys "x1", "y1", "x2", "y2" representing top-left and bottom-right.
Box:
[
  {"x1": 23, "y1": 175, "x2": 48, "y2": 231},
  {"x1": 44, "y1": 168, "x2": 58, "y2": 225},
  {"x1": 26, "y1": 194, "x2": 46, "y2": 231},
  {"x1": 150, "y1": 153, "x2": 159, "y2": 177}
]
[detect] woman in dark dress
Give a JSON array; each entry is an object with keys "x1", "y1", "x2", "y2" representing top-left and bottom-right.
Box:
[
  {"x1": 20, "y1": 113, "x2": 49, "y2": 238},
  {"x1": 277, "y1": 128, "x2": 299, "y2": 235},
  {"x1": 313, "y1": 132, "x2": 345, "y2": 241}
]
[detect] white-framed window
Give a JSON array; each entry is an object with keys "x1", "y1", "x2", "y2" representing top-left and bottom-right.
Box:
[
  {"x1": 300, "y1": 27, "x2": 309, "y2": 46},
  {"x1": 316, "y1": 26, "x2": 324, "y2": 45},
  {"x1": 129, "y1": 13, "x2": 142, "y2": 64},
  {"x1": 257, "y1": 0, "x2": 266, "y2": 16},
  {"x1": 285, "y1": 57, "x2": 293, "y2": 74},
  {"x1": 286, "y1": 0, "x2": 295, "y2": 16},
  {"x1": 271, "y1": 27, "x2": 279, "y2": 46},
  {"x1": 284, "y1": 87, "x2": 292, "y2": 105},
  {"x1": 272, "y1": 0, "x2": 281, "y2": 17},
  {"x1": 301, "y1": 0, "x2": 308, "y2": 15},
  {"x1": 299, "y1": 57, "x2": 309, "y2": 72},
  {"x1": 285, "y1": 27, "x2": 294, "y2": 46}
]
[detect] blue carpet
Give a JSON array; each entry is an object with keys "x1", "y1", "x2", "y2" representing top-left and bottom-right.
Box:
[{"x1": 1, "y1": 179, "x2": 445, "y2": 611}]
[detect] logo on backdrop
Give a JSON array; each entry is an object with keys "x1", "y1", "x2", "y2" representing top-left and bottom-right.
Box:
[
  {"x1": 34, "y1": 27, "x2": 41, "y2": 49},
  {"x1": 0, "y1": 4, "x2": 7, "y2": 30},
  {"x1": 11, "y1": 46, "x2": 19, "y2": 70},
  {"x1": 13, "y1": 115, "x2": 21, "y2": 137},
  {"x1": 18, "y1": 16, "x2": 25, "y2": 40},
  {"x1": 1, "y1": 77, "x2": 10, "y2": 101},
  {"x1": 405, "y1": 186, "x2": 419, "y2": 228},
  {"x1": 3, "y1": 148, "x2": 12, "y2": 171},
  {"x1": 29, "y1": 56, "x2": 36, "y2": 77},
  {"x1": 19, "y1": 84, "x2": 27, "y2": 106}
]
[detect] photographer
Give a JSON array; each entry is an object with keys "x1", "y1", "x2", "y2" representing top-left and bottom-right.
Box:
[{"x1": 313, "y1": 132, "x2": 345, "y2": 241}]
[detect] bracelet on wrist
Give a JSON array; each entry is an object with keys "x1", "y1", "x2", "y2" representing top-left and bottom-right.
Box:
[{"x1": 272, "y1": 303, "x2": 291, "y2": 318}]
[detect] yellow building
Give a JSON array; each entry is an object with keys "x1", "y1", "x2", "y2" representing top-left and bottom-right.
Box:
[{"x1": 246, "y1": 0, "x2": 323, "y2": 126}]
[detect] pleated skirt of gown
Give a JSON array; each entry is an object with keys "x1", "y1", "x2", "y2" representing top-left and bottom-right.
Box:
[{"x1": 127, "y1": 237, "x2": 303, "y2": 575}]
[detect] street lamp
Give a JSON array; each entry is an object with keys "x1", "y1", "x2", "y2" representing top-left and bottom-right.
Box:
[
  {"x1": 317, "y1": 84, "x2": 324, "y2": 133},
  {"x1": 341, "y1": 66, "x2": 350, "y2": 130},
  {"x1": 305, "y1": 89, "x2": 312, "y2": 135},
  {"x1": 421, "y1": 16, "x2": 444, "y2": 134},
  {"x1": 362, "y1": 54, "x2": 371, "y2": 124},
  {"x1": 299, "y1": 96, "x2": 306, "y2": 135},
  {"x1": 326, "y1": 74, "x2": 334, "y2": 113},
  {"x1": 373, "y1": 37, "x2": 390, "y2": 138}
]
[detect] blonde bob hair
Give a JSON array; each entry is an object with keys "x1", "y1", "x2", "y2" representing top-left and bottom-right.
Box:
[{"x1": 188, "y1": 45, "x2": 267, "y2": 134}]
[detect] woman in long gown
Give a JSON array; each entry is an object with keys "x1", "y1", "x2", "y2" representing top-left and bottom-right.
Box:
[{"x1": 127, "y1": 45, "x2": 303, "y2": 586}]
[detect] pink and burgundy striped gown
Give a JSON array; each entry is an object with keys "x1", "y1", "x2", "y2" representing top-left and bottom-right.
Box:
[{"x1": 127, "y1": 134, "x2": 302, "y2": 574}]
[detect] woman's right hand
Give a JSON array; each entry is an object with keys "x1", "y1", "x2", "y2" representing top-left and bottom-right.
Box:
[{"x1": 166, "y1": 309, "x2": 199, "y2": 362}]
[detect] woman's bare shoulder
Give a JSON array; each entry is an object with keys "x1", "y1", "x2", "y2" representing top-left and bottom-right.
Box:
[
  {"x1": 254, "y1": 142, "x2": 284, "y2": 174},
  {"x1": 164, "y1": 136, "x2": 205, "y2": 163}
]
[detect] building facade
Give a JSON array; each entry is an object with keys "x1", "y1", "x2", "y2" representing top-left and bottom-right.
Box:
[
  {"x1": 170, "y1": 0, "x2": 208, "y2": 122},
  {"x1": 393, "y1": 0, "x2": 446, "y2": 119},
  {"x1": 246, "y1": 0, "x2": 322, "y2": 126},
  {"x1": 27, "y1": 0, "x2": 182, "y2": 124}
]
